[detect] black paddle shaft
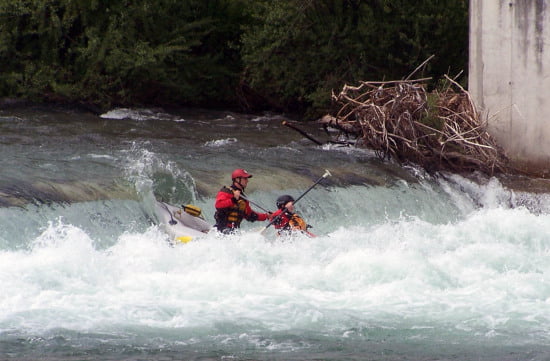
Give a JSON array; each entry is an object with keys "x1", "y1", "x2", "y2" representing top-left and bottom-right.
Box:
[{"x1": 239, "y1": 194, "x2": 271, "y2": 213}]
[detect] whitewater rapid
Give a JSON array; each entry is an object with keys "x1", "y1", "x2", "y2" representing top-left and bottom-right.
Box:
[{"x1": 1, "y1": 106, "x2": 549, "y2": 360}]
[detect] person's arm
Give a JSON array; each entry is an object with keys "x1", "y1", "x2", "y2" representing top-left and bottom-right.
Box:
[
  {"x1": 270, "y1": 209, "x2": 282, "y2": 220},
  {"x1": 244, "y1": 201, "x2": 269, "y2": 221},
  {"x1": 255, "y1": 211, "x2": 269, "y2": 221}
]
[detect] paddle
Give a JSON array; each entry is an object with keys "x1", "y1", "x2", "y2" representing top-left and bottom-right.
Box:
[
  {"x1": 235, "y1": 193, "x2": 276, "y2": 233},
  {"x1": 239, "y1": 194, "x2": 271, "y2": 213},
  {"x1": 260, "y1": 169, "x2": 332, "y2": 234}
]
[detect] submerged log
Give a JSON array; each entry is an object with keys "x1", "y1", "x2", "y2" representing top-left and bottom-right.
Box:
[
  {"x1": 282, "y1": 121, "x2": 323, "y2": 145},
  {"x1": 318, "y1": 75, "x2": 509, "y2": 175}
]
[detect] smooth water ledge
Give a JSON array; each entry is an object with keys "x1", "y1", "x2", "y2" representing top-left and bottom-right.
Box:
[
  {"x1": 0, "y1": 180, "x2": 137, "y2": 207},
  {"x1": 1, "y1": 330, "x2": 549, "y2": 361}
]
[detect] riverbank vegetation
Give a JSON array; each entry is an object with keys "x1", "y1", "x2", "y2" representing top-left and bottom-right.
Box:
[{"x1": 0, "y1": 0, "x2": 468, "y2": 117}]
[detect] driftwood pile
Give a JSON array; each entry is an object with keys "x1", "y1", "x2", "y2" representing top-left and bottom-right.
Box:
[{"x1": 319, "y1": 75, "x2": 509, "y2": 175}]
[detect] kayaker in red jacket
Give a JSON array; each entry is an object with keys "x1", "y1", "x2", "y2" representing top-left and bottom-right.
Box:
[
  {"x1": 270, "y1": 194, "x2": 315, "y2": 237},
  {"x1": 214, "y1": 168, "x2": 270, "y2": 234}
]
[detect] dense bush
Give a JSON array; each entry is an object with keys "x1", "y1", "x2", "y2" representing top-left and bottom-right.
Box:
[
  {"x1": 0, "y1": 0, "x2": 468, "y2": 115},
  {"x1": 0, "y1": 0, "x2": 249, "y2": 108},
  {"x1": 241, "y1": 0, "x2": 468, "y2": 117}
]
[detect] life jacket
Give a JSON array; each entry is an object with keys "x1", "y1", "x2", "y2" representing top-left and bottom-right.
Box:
[
  {"x1": 214, "y1": 186, "x2": 247, "y2": 230},
  {"x1": 288, "y1": 214, "x2": 307, "y2": 231},
  {"x1": 273, "y1": 210, "x2": 307, "y2": 231}
]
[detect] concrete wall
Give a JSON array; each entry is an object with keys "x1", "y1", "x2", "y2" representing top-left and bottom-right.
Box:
[{"x1": 469, "y1": 0, "x2": 550, "y2": 173}]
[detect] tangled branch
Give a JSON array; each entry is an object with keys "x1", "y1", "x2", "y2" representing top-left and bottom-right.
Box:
[{"x1": 319, "y1": 75, "x2": 509, "y2": 175}]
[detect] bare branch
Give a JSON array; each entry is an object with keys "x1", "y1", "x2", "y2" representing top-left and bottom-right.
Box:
[{"x1": 318, "y1": 75, "x2": 509, "y2": 175}]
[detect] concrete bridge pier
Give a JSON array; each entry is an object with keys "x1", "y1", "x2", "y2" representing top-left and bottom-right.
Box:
[{"x1": 469, "y1": 0, "x2": 550, "y2": 176}]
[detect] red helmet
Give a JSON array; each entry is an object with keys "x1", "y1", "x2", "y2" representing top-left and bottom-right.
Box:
[{"x1": 231, "y1": 168, "x2": 253, "y2": 180}]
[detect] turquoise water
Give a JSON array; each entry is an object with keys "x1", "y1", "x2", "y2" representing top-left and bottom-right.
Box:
[{"x1": 0, "y1": 107, "x2": 549, "y2": 360}]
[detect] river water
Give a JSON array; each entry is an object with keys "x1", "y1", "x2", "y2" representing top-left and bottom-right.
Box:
[{"x1": 1, "y1": 106, "x2": 549, "y2": 361}]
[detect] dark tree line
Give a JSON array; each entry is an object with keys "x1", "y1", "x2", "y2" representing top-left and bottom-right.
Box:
[{"x1": 0, "y1": 0, "x2": 468, "y2": 117}]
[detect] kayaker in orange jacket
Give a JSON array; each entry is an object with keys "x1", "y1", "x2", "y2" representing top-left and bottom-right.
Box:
[{"x1": 270, "y1": 194, "x2": 315, "y2": 237}]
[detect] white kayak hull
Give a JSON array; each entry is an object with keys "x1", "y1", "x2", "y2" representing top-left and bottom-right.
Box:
[{"x1": 154, "y1": 201, "x2": 212, "y2": 243}]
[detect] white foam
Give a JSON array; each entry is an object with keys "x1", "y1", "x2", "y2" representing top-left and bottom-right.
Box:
[
  {"x1": 1, "y1": 199, "x2": 550, "y2": 345},
  {"x1": 204, "y1": 138, "x2": 238, "y2": 147},
  {"x1": 100, "y1": 108, "x2": 185, "y2": 122}
]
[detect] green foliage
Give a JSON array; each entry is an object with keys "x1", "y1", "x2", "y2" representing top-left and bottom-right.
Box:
[
  {"x1": 422, "y1": 93, "x2": 444, "y2": 131},
  {"x1": 0, "y1": 0, "x2": 469, "y2": 114},
  {"x1": 0, "y1": 0, "x2": 251, "y2": 108},
  {"x1": 240, "y1": 0, "x2": 468, "y2": 117},
  {"x1": 241, "y1": 0, "x2": 372, "y2": 114}
]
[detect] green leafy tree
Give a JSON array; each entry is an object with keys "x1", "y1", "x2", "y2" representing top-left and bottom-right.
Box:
[
  {"x1": 240, "y1": 0, "x2": 468, "y2": 117},
  {"x1": 0, "y1": 0, "x2": 251, "y2": 108},
  {"x1": 0, "y1": 0, "x2": 468, "y2": 114}
]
